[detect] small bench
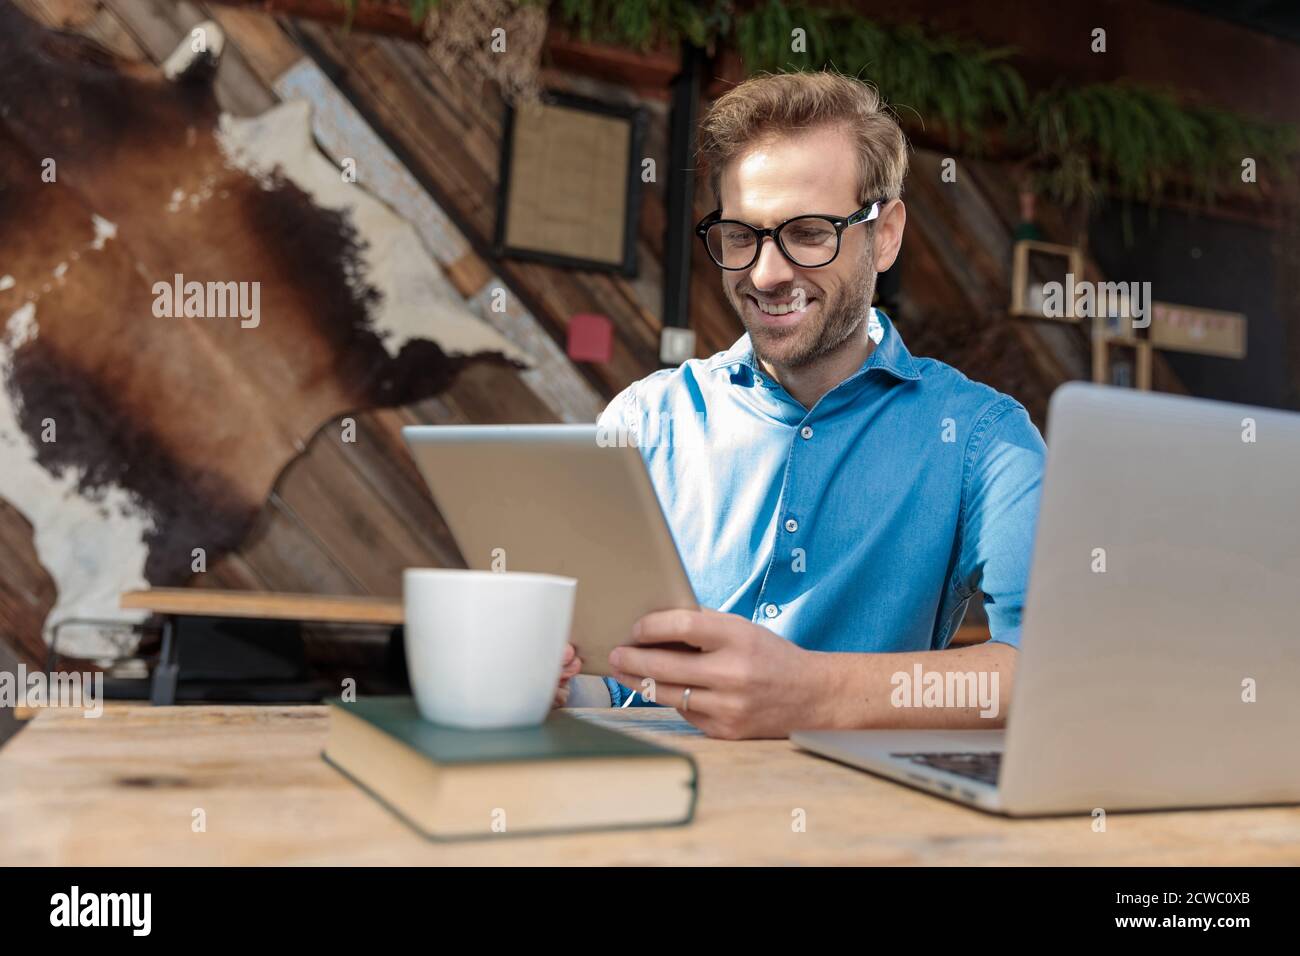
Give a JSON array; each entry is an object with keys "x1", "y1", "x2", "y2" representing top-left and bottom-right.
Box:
[{"x1": 119, "y1": 589, "x2": 403, "y2": 705}]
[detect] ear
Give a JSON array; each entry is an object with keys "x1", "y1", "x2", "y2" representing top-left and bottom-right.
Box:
[{"x1": 871, "y1": 199, "x2": 906, "y2": 272}]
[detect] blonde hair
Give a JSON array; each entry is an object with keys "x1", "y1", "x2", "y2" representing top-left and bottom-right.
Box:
[{"x1": 697, "y1": 70, "x2": 909, "y2": 208}]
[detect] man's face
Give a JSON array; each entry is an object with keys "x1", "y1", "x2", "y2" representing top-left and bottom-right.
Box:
[{"x1": 716, "y1": 125, "x2": 883, "y2": 370}]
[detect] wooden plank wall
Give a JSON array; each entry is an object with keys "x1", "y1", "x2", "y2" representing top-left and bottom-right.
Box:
[
  {"x1": 270, "y1": 13, "x2": 1122, "y2": 427},
  {"x1": 2, "y1": 0, "x2": 1160, "y2": 670}
]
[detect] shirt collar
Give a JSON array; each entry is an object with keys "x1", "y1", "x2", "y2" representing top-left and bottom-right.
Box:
[{"x1": 707, "y1": 308, "x2": 922, "y2": 384}]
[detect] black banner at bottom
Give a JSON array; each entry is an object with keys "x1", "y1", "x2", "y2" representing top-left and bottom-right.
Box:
[{"x1": 4, "y1": 866, "x2": 1292, "y2": 941}]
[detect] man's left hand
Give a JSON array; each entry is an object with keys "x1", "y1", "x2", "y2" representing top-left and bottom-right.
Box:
[{"x1": 608, "y1": 608, "x2": 829, "y2": 739}]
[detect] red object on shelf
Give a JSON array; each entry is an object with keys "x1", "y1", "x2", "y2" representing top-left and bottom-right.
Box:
[{"x1": 566, "y1": 313, "x2": 613, "y2": 363}]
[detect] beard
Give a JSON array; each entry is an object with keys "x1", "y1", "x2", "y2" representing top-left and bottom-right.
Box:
[{"x1": 724, "y1": 250, "x2": 877, "y2": 371}]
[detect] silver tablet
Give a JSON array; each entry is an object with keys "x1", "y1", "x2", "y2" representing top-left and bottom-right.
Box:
[{"x1": 401, "y1": 424, "x2": 699, "y2": 677}]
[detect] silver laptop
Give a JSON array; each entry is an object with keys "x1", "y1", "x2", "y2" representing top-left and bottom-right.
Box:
[
  {"x1": 793, "y1": 382, "x2": 1300, "y2": 815},
  {"x1": 401, "y1": 424, "x2": 698, "y2": 678}
]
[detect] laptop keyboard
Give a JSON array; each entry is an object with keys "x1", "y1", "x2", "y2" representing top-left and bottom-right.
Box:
[{"x1": 891, "y1": 751, "x2": 1002, "y2": 786}]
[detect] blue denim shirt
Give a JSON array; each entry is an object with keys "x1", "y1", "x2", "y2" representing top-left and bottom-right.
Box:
[{"x1": 599, "y1": 309, "x2": 1046, "y2": 707}]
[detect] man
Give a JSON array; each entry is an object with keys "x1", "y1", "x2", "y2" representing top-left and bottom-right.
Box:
[{"x1": 557, "y1": 70, "x2": 1045, "y2": 740}]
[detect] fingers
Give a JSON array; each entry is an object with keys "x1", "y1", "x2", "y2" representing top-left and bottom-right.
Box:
[
  {"x1": 554, "y1": 646, "x2": 584, "y2": 709},
  {"x1": 613, "y1": 675, "x2": 743, "y2": 739},
  {"x1": 610, "y1": 645, "x2": 720, "y2": 689},
  {"x1": 610, "y1": 667, "x2": 742, "y2": 738},
  {"x1": 630, "y1": 608, "x2": 749, "y2": 652},
  {"x1": 610, "y1": 672, "x2": 716, "y2": 715}
]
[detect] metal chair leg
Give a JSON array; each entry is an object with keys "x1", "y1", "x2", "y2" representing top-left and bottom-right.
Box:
[{"x1": 149, "y1": 617, "x2": 180, "y2": 706}]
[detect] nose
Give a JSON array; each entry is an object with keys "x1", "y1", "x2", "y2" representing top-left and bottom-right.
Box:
[{"x1": 748, "y1": 236, "x2": 796, "y2": 291}]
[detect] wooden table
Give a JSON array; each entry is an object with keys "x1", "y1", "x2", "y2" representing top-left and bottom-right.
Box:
[
  {"x1": 119, "y1": 589, "x2": 403, "y2": 705},
  {"x1": 2, "y1": 704, "x2": 1297, "y2": 865}
]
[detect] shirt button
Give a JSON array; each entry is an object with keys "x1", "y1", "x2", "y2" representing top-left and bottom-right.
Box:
[
  {"x1": 763, "y1": 603, "x2": 779, "y2": 619},
  {"x1": 784, "y1": 517, "x2": 799, "y2": 533},
  {"x1": 800, "y1": 425, "x2": 814, "y2": 439}
]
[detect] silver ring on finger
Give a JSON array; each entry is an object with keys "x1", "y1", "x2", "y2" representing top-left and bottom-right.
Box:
[{"x1": 682, "y1": 687, "x2": 692, "y2": 713}]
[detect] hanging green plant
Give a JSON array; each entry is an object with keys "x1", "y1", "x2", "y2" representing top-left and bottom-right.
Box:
[
  {"x1": 407, "y1": 0, "x2": 1299, "y2": 211},
  {"x1": 733, "y1": 0, "x2": 1028, "y2": 151},
  {"x1": 1027, "y1": 83, "x2": 1298, "y2": 208}
]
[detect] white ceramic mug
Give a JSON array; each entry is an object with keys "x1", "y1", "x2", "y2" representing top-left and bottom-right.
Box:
[{"x1": 402, "y1": 568, "x2": 577, "y2": 729}]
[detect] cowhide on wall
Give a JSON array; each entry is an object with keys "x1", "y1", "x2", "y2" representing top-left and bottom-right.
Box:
[{"x1": 0, "y1": 2, "x2": 529, "y2": 660}]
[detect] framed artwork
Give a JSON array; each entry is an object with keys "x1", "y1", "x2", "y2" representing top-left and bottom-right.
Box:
[{"x1": 494, "y1": 90, "x2": 646, "y2": 276}]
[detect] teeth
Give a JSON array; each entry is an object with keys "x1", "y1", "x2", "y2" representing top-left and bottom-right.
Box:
[{"x1": 754, "y1": 298, "x2": 810, "y2": 315}]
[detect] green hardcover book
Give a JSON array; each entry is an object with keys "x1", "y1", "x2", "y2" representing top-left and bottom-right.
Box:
[{"x1": 323, "y1": 697, "x2": 698, "y2": 840}]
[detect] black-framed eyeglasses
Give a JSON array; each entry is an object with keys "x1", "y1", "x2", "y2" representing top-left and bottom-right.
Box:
[{"x1": 694, "y1": 199, "x2": 886, "y2": 270}]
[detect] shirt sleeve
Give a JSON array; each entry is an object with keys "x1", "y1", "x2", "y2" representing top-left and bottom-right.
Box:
[
  {"x1": 596, "y1": 380, "x2": 640, "y2": 443},
  {"x1": 956, "y1": 399, "x2": 1047, "y2": 649}
]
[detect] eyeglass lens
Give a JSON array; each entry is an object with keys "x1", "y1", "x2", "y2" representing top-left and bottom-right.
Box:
[{"x1": 705, "y1": 216, "x2": 840, "y2": 269}]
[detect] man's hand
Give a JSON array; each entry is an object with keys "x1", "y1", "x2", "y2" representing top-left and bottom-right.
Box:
[
  {"x1": 607, "y1": 611, "x2": 1020, "y2": 735},
  {"x1": 608, "y1": 609, "x2": 828, "y2": 739},
  {"x1": 551, "y1": 642, "x2": 583, "y2": 708}
]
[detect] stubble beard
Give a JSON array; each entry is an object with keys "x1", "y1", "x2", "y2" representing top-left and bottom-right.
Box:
[{"x1": 726, "y1": 250, "x2": 878, "y2": 372}]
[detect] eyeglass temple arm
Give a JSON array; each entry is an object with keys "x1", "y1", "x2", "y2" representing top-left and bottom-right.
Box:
[{"x1": 846, "y1": 199, "x2": 885, "y2": 226}]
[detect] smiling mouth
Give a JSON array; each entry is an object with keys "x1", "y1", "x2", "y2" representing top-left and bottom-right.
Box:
[{"x1": 747, "y1": 294, "x2": 817, "y2": 324}]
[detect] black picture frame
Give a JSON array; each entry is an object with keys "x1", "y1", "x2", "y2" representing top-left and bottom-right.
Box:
[{"x1": 494, "y1": 90, "x2": 645, "y2": 277}]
